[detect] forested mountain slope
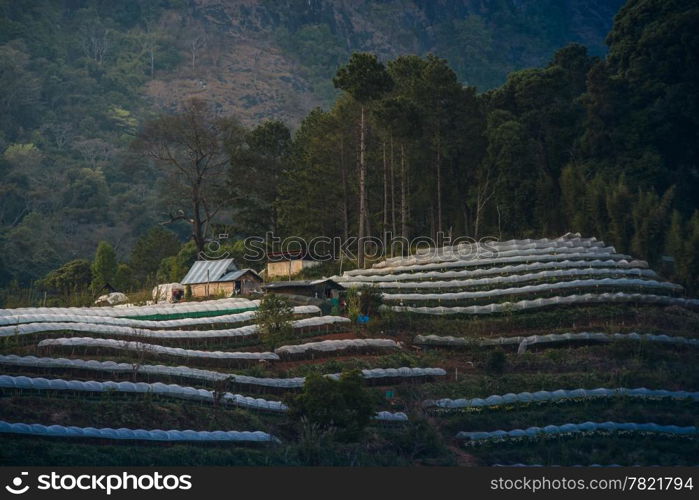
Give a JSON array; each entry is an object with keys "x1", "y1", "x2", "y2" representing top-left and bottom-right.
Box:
[{"x1": 17, "y1": 0, "x2": 699, "y2": 295}]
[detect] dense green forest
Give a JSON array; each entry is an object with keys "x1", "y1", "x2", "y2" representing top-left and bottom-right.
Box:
[{"x1": 1, "y1": 0, "x2": 698, "y2": 303}]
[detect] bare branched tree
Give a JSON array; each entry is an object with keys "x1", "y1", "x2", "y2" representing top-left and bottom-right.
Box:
[
  {"x1": 133, "y1": 98, "x2": 239, "y2": 252},
  {"x1": 188, "y1": 30, "x2": 207, "y2": 72},
  {"x1": 80, "y1": 25, "x2": 110, "y2": 65},
  {"x1": 74, "y1": 138, "x2": 113, "y2": 169}
]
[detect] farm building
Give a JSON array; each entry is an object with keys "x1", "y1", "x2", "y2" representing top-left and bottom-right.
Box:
[
  {"x1": 181, "y1": 259, "x2": 263, "y2": 297},
  {"x1": 265, "y1": 250, "x2": 321, "y2": 279},
  {"x1": 151, "y1": 283, "x2": 185, "y2": 303},
  {"x1": 262, "y1": 279, "x2": 344, "y2": 299}
]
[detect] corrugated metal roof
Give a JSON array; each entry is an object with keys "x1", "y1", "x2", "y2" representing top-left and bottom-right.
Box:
[
  {"x1": 262, "y1": 279, "x2": 343, "y2": 289},
  {"x1": 219, "y1": 269, "x2": 262, "y2": 282},
  {"x1": 181, "y1": 259, "x2": 238, "y2": 285}
]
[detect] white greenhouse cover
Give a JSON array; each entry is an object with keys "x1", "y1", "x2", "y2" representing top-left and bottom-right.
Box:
[
  {"x1": 334, "y1": 259, "x2": 649, "y2": 283},
  {"x1": 373, "y1": 411, "x2": 409, "y2": 422},
  {"x1": 455, "y1": 422, "x2": 698, "y2": 442},
  {"x1": 340, "y1": 267, "x2": 658, "y2": 289},
  {"x1": 381, "y1": 278, "x2": 681, "y2": 302},
  {"x1": 0, "y1": 298, "x2": 259, "y2": 318},
  {"x1": 375, "y1": 240, "x2": 613, "y2": 269},
  {"x1": 0, "y1": 375, "x2": 287, "y2": 412},
  {"x1": 328, "y1": 367, "x2": 447, "y2": 380},
  {"x1": 37, "y1": 337, "x2": 280, "y2": 361},
  {"x1": 275, "y1": 338, "x2": 400, "y2": 356},
  {"x1": 94, "y1": 293, "x2": 129, "y2": 306},
  {"x1": 0, "y1": 305, "x2": 320, "y2": 327},
  {"x1": 378, "y1": 234, "x2": 600, "y2": 266},
  {"x1": 414, "y1": 332, "x2": 699, "y2": 348},
  {"x1": 423, "y1": 387, "x2": 699, "y2": 409},
  {"x1": 0, "y1": 315, "x2": 349, "y2": 339},
  {"x1": 387, "y1": 293, "x2": 699, "y2": 315},
  {"x1": 343, "y1": 251, "x2": 633, "y2": 277},
  {"x1": 0, "y1": 420, "x2": 280, "y2": 443},
  {"x1": 0, "y1": 355, "x2": 446, "y2": 388}
]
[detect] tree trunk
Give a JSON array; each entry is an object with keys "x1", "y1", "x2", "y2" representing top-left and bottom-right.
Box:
[
  {"x1": 390, "y1": 135, "x2": 396, "y2": 239},
  {"x1": 382, "y1": 140, "x2": 388, "y2": 250},
  {"x1": 340, "y1": 136, "x2": 349, "y2": 241},
  {"x1": 400, "y1": 143, "x2": 407, "y2": 241},
  {"x1": 436, "y1": 135, "x2": 442, "y2": 237},
  {"x1": 358, "y1": 105, "x2": 366, "y2": 268},
  {"x1": 150, "y1": 48, "x2": 155, "y2": 78},
  {"x1": 192, "y1": 197, "x2": 205, "y2": 252},
  {"x1": 462, "y1": 202, "x2": 470, "y2": 236}
]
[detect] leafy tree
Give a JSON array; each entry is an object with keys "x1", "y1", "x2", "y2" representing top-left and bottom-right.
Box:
[
  {"x1": 38, "y1": 259, "x2": 92, "y2": 294},
  {"x1": 91, "y1": 241, "x2": 118, "y2": 292},
  {"x1": 287, "y1": 370, "x2": 378, "y2": 442},
  {"x1": 114, "y1": 263, "x2": 133, "y2": 292},
  {"x1": 665, "y1": 211, "x2": 685, "y2": 263},
  {"x1": 228, "y1": 120, "x2": 291, "y2": 235},
  {"x1": 334, "y1": 53, "x2": 393, "y2": 267},
  {"x1": 0, "y1": 212, "x2": 60, "y2": 286},
  {"x1": 129, "y1": 226, "x2": 181, "y2": 284},
  {"x1": 156, "y1": 240, "x2": 198, "y2": 283},
  {"x1": 630, "y1": 187, "x2": 674, "y2": 265},
  {"x1": 0, "y1": 41, "x2": 41, "y2": 139},
  {"x1": 62, "y1": 168, "x2": 110, "y2": 223},
  {"x1": 583, "y1": 0, "x2": 699, "y2": 205},
  {"x1": 605, "y1": 179, "x2": 635, "y2": 254},
  {"x1": 254, "y1": 294, "x2": 294, "y2": 349},
  {"x1": 279, "y1": 104, "x2": 356, "y2": 240}
]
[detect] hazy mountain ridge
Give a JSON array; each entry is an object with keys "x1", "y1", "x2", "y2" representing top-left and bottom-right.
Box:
[
  {"x1": 146, "y1": 0, "x2": 624, "y2": 125},
  {"x1": 0, "y1": 0, "x2": 627, "y2": 285}
]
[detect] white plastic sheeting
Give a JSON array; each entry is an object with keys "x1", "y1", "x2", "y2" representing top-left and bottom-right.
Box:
[
  {"x1": 375, "y1": 241, "x2": 613, "y2": 269},
  {"x1": 456, "y1": 422, "x2": 698, "y2": 442},
  {"x1": 275, "y1": 338, "x2": 400, "y2": 356},
  {"x1": 424, "y1": 387, "x2": 699, "y2": 409},
  {"x1": 377, "y1": 235, "x2": 602, "y2": 268},
  {"x1": 0, "y1": 355, "x2": 231, "y2": 382},
  {"x1": 381, "y1": 278, "x2": 681, "y2": 302},
  {"x1": 344, "y1": 251, "x2": 634, "y2": 277},
  {"x1": 340, "y1": 268, "x2": 658, "y2": 289},
  {"x1": 0, "y1": 375, "x2": 287, "y2": 412},
  {"x1": 0, "y1": 375, "x2": 409, "y2": 420},
  {"x1": 0, "y1": 305, "x2": 320, "y2": 327},
  {"x1": 0, "y1": 315, "x2": 349, "y2": 340},
  {"x1": 387, "y1": 293, "x2": 699, "y2": 315},
  {"x1": 0, "y1": 355, "x2": 446, "y2": 389},
  {"x1": 374, "y1": 411, "x2": 409, "y2": 422},
  {"x1": 0, "y1": 298, "x2": 259, "y2": 319},
  {"x1": 328, "y1": 367, "x2": 447, "y2": 381},
  {"x1": 37, "y1": 337, "x2": 280, "y2": 361},
  {"x1": 336, "y1": 259, "x2": 649, "y2": 283},
  {"x1": 414, "y1": 332, "x2": 699, "y2": 348},
  {"x1": 0, "y1": 420, "x2": 279, "y2": 443},
  {"x1": 95, "y1": 292, "x2": 129, "y2": 306},
  {"x1": 232, "y1": 368, "x2": 442, "y2": 388}
]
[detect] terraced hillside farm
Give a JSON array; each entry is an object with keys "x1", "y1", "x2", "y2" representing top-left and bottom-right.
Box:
[{"x1": 1, "y1": 234, "x2": 698, "y2": 466}]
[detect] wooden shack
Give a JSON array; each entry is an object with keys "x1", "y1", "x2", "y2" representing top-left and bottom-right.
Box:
[
  {"x1": 262, "y1": 279, "x2": 344, "y2": 299},
  {"x1": 265, "y1": 250, "x2": 321, "y2": 279},
  {"x1": 181, "y1": 259, "x2": 262, "y2": 297}
]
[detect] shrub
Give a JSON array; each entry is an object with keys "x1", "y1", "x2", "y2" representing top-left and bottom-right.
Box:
[
  {"x1": 287, "y1": 370, "x2": 379, "y2": 442},
  {"x1": 255, "y1": 294, "x2": 294, "y2": 349},
  {"x1": 346, "y1": 288, "x2": 361, "y2": 323},
  {"x1": 485, "y1": 350, "x2": 506, "y2": 375},
  {"x1": 38, "y1": 259, "x2": 93, "y2": 294},
  {"x1": 345, "y1": 286, "x2": 383, "y2": 323}
]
